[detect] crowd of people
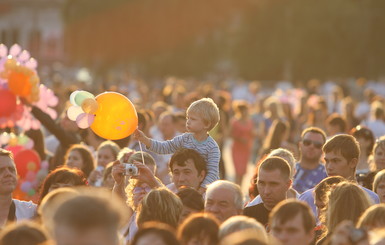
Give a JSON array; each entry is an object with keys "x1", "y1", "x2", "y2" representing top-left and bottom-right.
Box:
[{"x1": 1, "y1": 77, "x2": 385, "y2": 245}]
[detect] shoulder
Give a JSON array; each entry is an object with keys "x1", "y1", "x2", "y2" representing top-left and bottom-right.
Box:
[
  {"x1": 299, "y1": 188, "x2": 314, "y2": 201},
  {"x1": 360, "y1": 186, "x2": 380, "y2": 203}
]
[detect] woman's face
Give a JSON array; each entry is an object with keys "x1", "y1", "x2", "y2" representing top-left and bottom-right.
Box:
[
  {"x1": 97, "y1": 147, "x2": 115, "y2": 167},
  {"x1": 376, "y1": 180, "x2": 385, "y2": 203},
  {"x1": 374, "y1": 147, "x2": 385, "y2": 170},
  {"x1": 66, "y1": 150, "x2": 84, "y2": 170}
]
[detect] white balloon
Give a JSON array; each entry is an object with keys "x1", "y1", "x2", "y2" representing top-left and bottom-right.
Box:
[
  {"x1": 0, "y1": 44, "x2": 8, "y2": 58},
  {"x1": 67, "y1": 106, "x2": 84, "y2": 121}
]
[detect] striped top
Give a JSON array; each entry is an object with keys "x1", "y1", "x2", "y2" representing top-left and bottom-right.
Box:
[{"x1": 149, "y1": 133, "x2": 220, "y2": 187}]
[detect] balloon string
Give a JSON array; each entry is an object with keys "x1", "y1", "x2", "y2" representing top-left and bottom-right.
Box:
[{"x1": 138, "y1": 140, "x2": 145, "y2": 165}]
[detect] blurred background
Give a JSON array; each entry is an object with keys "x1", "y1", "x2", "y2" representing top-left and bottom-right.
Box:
[{"x1": 1, "y1": 0, "x2": 385, "y2": 84}]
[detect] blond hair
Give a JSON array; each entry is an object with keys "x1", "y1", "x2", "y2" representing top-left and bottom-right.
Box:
[
  {"x1": 219, "y1": 215, "x2": 267, "y2": 241},
  {"x1": 137, "y1": 188, "x2": 183, "y2": 228},
  {"x1": 373, "y1": 169, "x2": 385, "y2": 193},
  {"x1": 187, "y1": 98, "x2": 220, "y2": 131},
  {"x1": 97, "y1": 141, "x2": 120, "y2": 159},
  {"x1": 357, "y1": 204, "x2": 385, "y2": 229},
  {"x1": 324, "y1": 182, "x2": 371, "y2": 233}
]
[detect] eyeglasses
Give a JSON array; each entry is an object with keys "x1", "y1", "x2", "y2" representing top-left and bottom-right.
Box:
[{"x1": 302, "y1": 139, "x2": 323, "y2": 149}]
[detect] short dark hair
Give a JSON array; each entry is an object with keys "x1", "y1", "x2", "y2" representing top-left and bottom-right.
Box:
[
  {"x1": 350, "y1": 126, "x2": 375, "y2": 157},
  {"x1": 39, "y1": 166, "x2": 87, "y2": 204},
  {"x1": 323, "y1": 134, "x2": 360, "y2": 163},
  {"x1": 326, "y1": 113, "x2": 347, "y2": 133},
  {"x1": 0, "y1": 221, "x2": 49, "y2": 245},
  {"x1": 176, "y1": 187, "x2": 204, "y2": 211},
  {"x1": 54, "y1": 195, "x2": 121, "y2": 233},
  {"x1": 169, "y1": 148, "x2": 207, "y2": 175},
  {"x1": 269, "y1": 200, "x2": 315, "y2": 233},
  {"x1": 301, "y1": 127, "x2": 327, "y2": 143},
  {"x1": 132, "y1": 222, "x2": 180, "y2": 245},
  {"x1": 258, "y1": 157, "x2": 291, "y2": 180},
  {"x1": 314, "y1": 176, "x2": 345, "y2": 204}
]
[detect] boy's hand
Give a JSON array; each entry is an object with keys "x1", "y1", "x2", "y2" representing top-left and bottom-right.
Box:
[{"x1": 133, "y1": 129, "x2": 151, "y2": 147}]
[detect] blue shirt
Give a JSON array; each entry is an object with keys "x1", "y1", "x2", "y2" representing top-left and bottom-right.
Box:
[{"x1": 293, "y1": 163, "x2": 328, "y2": 193}]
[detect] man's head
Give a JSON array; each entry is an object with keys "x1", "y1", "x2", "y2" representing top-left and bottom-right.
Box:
[
  {"x1": 299, "y1": 127, "x2": 326, "y2": 163},
  {"x1": 269, "y1": 200, "x2": 315, "y2": 245},
  {"x1": 326, "y1": 113, "x2": 347, "y2": 136},
  {"x1": 204, "y1": 180, "x2": 243, "y2": 223},
  {"x1": 53, "y1": 190, "x2": 125, "y2": 245},
  {"x1": 0, "y1": 149, "x2": 17, "y2": 195},
  {"x1": 158, "y1": 112, "x2": 177, "y2": 140},
  {"x1": 169, "y1": 148, "x2": 206, "y2": 190},
  {"x1": 257, "y1": 157, "x2": 292, "y2": 211},
  {"x1": 323, "y1": 134, "x2": 359, "y2": 179}
]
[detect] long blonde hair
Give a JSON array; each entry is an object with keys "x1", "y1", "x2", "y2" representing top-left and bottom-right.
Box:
[{"x1": 324, "y1": 182, "x2": 371, "y2": 233}]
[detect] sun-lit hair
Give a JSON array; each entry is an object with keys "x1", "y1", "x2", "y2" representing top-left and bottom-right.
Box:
[
  {"x1": 206, "y1": 180, "x2": 244, "y2": 210},
  {"x1": 219, "y1": 215, "x2": 267, "y2": 241},
  {"x1": 357, "y1": 204, "x2": 385, "y2": 230},
  {"x1": 323, "y1": 182, "x2": 371, "y2": 236},
  {"x1": 301, "y1": 127, "x2": 327, "y2": 143},
  {"x1": 268, "y1": 148, "x2": 296, "y2": 179},
  {"x1": 258, "y1": 156, "x2": 291, "y2": 181},
  {"x1": 373, "y1": 169, "x2": 385, "y2": 193},
  {"x1": 97, "y1": 140, "x2": 120, "y2": 160},
  {"x1": 178, "y1": 213, "x2": 219, "y2": 245},
  {"x1": 0, "y1": 221, "x2": 52, "y2": 245},
  {"x1": 137, "y1": 188, "x2": 183, "y2": 229},
  {"x1": 0, "y1": 148, "x2": 13, "y2": 159},
  {"x1": 187, "y1": 98, "x2": 220, "y2": 131}
]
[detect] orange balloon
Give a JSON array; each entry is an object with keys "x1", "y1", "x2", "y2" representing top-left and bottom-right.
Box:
[
  {"x1": 91, "y1": 92, "x2": 138, "y2": 140},
  {"x1": 8, "y1": 70, "x2": 32, "y2": 97}
]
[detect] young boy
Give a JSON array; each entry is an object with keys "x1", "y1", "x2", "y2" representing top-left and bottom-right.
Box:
[{"x1": 134, "y1": 98, "x2": 220, "y2": 193}]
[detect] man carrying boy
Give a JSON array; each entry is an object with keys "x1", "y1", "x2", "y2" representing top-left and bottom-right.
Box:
[{"x1": 135, "y1": 98, "x2": 220, "y2": 194}]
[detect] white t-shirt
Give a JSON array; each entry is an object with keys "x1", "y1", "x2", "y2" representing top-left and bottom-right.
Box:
[{"x1": 14, "y1": 199, "x2": 37, "y2": 221}]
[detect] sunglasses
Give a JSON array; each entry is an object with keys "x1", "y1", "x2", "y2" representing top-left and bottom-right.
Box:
[{"x1": 302, "y1": 139, "x2": 323, "y2": 149}]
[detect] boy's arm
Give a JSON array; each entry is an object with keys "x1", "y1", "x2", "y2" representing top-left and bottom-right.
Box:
[
  {"x1": 200, "y1": 144, "x2": 220, "y2": 188},
  {"x1": 149, "y1": 134, "x2": 184, "y2": 154}
]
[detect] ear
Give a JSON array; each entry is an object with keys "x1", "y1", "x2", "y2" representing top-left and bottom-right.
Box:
[
  {"x1": 287, "y1": 179, "x2": 292, "y2": 190},
  {"x1": 198, "y1": 170, "x2": 206, "y2": 182},
  {"x1": 349, "y1": 158, "x2": 358, "y2": 170}
]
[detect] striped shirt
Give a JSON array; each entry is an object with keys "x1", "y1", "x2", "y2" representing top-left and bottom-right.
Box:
[{"x1": 149, "y1": 133, "x2": 220, "y2": 187}]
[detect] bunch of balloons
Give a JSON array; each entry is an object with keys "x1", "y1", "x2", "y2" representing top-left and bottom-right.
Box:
[
  {"x1": 68, "y1": 91, "x2": 138, "y2": 140},
  {"x1": 0, "y1": 44, "x2": 58, "y2": 130}
]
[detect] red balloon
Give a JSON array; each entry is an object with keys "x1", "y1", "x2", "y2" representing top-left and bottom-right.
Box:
[
  {"x1": 5, "y1": 145, "x2": 24, "y2": 157},
  {"x1": 13, "y1": 149, "x2": 40, "y2": 178},
  {"x1": 0, "y1": 90, "x2": 17, "y2": 117}
]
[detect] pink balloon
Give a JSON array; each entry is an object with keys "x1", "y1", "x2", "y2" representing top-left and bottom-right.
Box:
[
  {"x1": 76, "y1": 113, "x2": 95, "y2": 129},
  {"x1": 0, "y1": 44, "x2": 7, "y2": 57},
  {"x1": 9, "y1": 44, "x2": 21, "y2": 57},
  {"x1": 20, "y1": 181, "x2": 32, "y2": 192},
  {"x1": 25, "y1": 58, "x2": 37, "y2": 69},
  {"x1": 19, "y1": 50, "x2": 31, "y2": 62}
]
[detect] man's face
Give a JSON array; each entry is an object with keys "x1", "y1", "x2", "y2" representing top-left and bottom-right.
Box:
[
  {"x1": 300, "y1": 132, "x2": 324, "y2": 162},
  {"x1": 54, "y1": 225, "x2": 118, "y2": 245},
  {"x1": 271, "y1": 213, "x2": 314, "y2": 245},
  {"x1": 171, "y1": 159, "x2": 205, "y2": 190},
  {"x1": 0, "y1": 155, "x2": 17, "y2": 195},
  {"x1": 324, "y1": 151, "x2": 355, "y2": 179},
  {"x1": 204, "y1": 187, "x2": 241, "y2": 223},
  {"x1": 257, "y1": 169, "x2": 291, "y2": 210},
  {"x1": 159, "y1": 115, "x2": 176, "y2": 139}
]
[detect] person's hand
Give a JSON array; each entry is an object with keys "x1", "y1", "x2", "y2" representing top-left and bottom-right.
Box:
[
  {"x1": 133, "y1": 129, "x2": 151, "y2": 147},
  {"x1": 330, "y1": 221, "x2": 369, "y2": 245},
  {"x1": 131, "y1": 161, "x2": 161, "y2": 188},
  {"x1": 111, "y1": 160, "x2": 126, "y2": 186},
  {"x1": 88, "y1": 169, "x2": 102, "y2": 185}
]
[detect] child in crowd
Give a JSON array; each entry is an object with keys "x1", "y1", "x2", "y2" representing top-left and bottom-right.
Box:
[{"x1": 134, "y1": 98, "x2": 220, "y2": 193}]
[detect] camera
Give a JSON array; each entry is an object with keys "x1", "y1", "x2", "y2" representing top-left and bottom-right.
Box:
[{"x1": 125, "y1": 163, "x2": 138, "y2": 176}]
